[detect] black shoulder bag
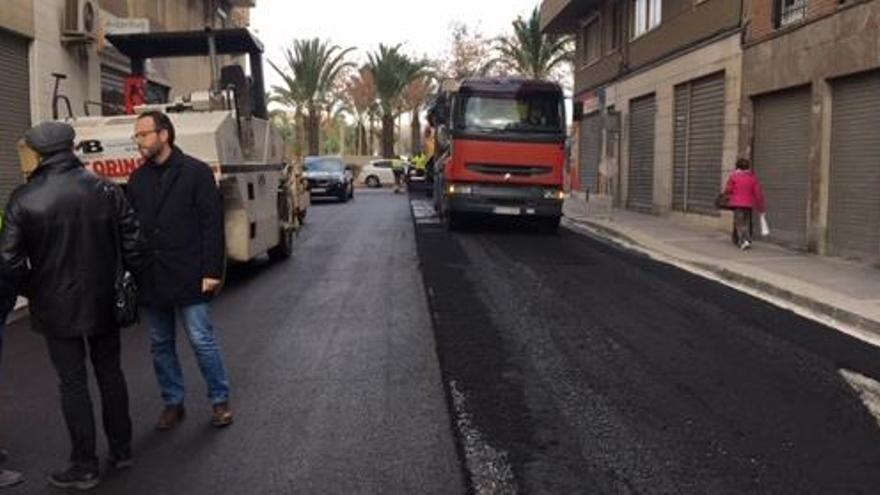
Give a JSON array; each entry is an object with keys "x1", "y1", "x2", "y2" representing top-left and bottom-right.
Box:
[{"x1": 110, "y1": 191, "x2": 139, "y2": 328}]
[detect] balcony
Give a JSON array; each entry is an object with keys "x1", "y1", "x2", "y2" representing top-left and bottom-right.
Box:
[{"x1": 540, "y1": 0, "x2": 602, "y2": 34}]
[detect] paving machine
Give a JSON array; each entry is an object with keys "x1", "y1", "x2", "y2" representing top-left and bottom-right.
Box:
[{"x1": 38, "y1": 28, "x2": 309, "y2": 262}]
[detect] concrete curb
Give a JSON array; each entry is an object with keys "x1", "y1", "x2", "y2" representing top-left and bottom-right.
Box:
[{"x1": 563, "y1": 216, "x2": 880, "y2": 343}]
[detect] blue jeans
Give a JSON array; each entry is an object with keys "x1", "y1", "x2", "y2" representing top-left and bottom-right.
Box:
[{"x1": 144, "y1": 303, "x2": 230, "y2": 406}]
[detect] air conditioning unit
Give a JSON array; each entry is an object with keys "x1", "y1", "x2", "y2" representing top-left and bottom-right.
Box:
[{"x1": 63, "y1": 0, "x2": 99, "y2": 43}]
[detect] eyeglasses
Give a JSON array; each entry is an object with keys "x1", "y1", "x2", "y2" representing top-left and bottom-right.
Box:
[{"x1": 131, "y1": 129, "x2": 159, "y2": 141}]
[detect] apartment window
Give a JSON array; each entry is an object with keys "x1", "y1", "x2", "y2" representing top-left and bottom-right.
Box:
[
  {"x1": 632, "y1": 0, "x2": 662, "y2": 38},
  {"x1": 608, "y1": 2, "x2": 622, "y2": 53},
  {"x1": 775, "y1": 0, "x2": 807, "y2": 28},
  {"x1": 582, "y1": 17, "x2": 602, "y2": 66}
]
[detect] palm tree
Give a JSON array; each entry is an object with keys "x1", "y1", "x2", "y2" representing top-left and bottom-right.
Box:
[
  {"x1": 367, "y1": 44, "x2": 429, "y2": 158},
  {"x1": 342, "y1": 66, "x2": 378, "y2": 155},
  {"x1": 269, "y1": 38, "x2": 355, "y2": 156},
  {"x1": 401, "y1": 76, "x2": 434, "y2": 155},
  {"x1": 489, "y1": 7, "x2": 574, "y2": 80}
]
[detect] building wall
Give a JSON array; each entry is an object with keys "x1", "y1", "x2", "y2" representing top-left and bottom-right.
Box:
[
  {"x1": 29, "y1": 0, "x2": 253, "y2": 123},
  {"x1": 0, "y1": 0, "x2": 35, "y2": 38},
  {"x1": 746, "y1": 0, "x2": 849, "y2": 42},
  {"x1": 30, "y1": 0, "x2": 101, "y2": 123},
  {"x1": 608, "y1": 32, "x2": 742, "y2": 228},
  {"x1": 740, "y1": 0, "x2": 880, "y2": 253},
  {"x1": 627, "y1": 0, "x2": 742, "y2": 71},
  {"x1": 572, "y1": 0, "x2": 742, "y2": 97}
]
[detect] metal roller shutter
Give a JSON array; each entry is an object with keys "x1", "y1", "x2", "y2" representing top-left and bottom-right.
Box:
[
  {"x1": 673, "y1": 72, "x2": 725, "y2": 215},
  {"x1": 828, "y1": 70, "x2": 880, "y2": 260},
  {"x1": 0, "y1": 29, "x2": 30, "y2": 210},
  {"x1": 627, "y1": 94, "x2": 655, "y2": 213},
  {"x1": 579, "y1": 112, "x2": 601, "y2": 193},
  {"x1": 752, "y1": 87, "x2": 811, "y2": 248}
]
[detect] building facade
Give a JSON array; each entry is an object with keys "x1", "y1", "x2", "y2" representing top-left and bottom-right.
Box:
[
  {"x1": 740, "y1": 0, "x2": 880, "y2": 261},
  {"x1": 544, "y1": 0, "x2": 880, "y2": 262},
  {"x1": 543, "y1": 0, "x2": 744, "y2": 231},
  {"x1": 0, "y1": 0, "x2": 254, "y2": 208}
]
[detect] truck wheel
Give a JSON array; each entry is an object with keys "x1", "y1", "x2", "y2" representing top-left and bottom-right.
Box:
[{"x1": 268, "y1": 228, "x2": 294, "y2": 261}]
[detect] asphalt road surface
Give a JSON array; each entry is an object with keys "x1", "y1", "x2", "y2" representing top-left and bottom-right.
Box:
[
  {"x1": 412, "y1": 190, "x2": 880, "y2": 494},
  {"x1": 0, "y1": 188, "x2": 463, "y2": 495}
]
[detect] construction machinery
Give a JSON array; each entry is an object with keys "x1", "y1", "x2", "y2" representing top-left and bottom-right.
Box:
[{"x1": 34, "y1": 28, "x2": 309, "y2": 263}]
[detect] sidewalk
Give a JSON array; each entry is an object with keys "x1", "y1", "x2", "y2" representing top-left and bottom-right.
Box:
[{"x1": 562, "y1": 195, "x2": 880, "y2": 347}]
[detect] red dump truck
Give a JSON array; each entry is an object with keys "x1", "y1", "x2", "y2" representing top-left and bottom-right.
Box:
[{"x1": 430, "y1": 78, "x2": 567, "y2": 231}]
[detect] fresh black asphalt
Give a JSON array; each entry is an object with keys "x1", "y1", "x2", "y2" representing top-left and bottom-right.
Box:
[
  {"x1": 0, "y1": 188, "x2": 463, "y2": 495},
  {"x1": 412, "y1": 189, "x2": 880, "y2": 494}
]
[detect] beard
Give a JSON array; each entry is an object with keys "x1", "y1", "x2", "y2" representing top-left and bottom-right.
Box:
[{"x1": 138, "y1": 143, "x2": 161, "y2": 161}]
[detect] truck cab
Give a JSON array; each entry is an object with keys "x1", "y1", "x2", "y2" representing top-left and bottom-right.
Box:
[{"x1": 433, "y1": 78, "x2": 567, "y2": 231}]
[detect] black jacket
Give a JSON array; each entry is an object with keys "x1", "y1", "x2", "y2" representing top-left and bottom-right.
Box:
[
  {"x1": 126, "y1": 147, "x2": 224, "y2": 307},
  {"x1": 0, "y1": 151, "x2": 142, "y2": 338}
]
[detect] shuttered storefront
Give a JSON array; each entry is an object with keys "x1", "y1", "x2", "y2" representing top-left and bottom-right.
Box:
[
  {"x1": 828, "y1": 70, "x2": 880, "y2": 260},
  {"x1": 673, "y1": 72, "x2": 725, "y2": 215},
  {"x1": 627, "y1": 94, "x2": 656, "y2": 213},
  {"x1": 0, "y1": 29, "x2": 30, "y2": 210},
  {"x1": 579, "y1": 112, "x2": 601, "y2": 193},
  {"x1": 752, "y1": 87, "x2": 811, "y2": 248}
]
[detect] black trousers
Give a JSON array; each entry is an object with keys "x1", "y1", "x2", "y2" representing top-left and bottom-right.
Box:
[
  {"x1": 731, "y1": 208, "x2": 753, "y2": 246},
  {"x1": 45, "y1": 331, "x2": 131, "y2": 469}
]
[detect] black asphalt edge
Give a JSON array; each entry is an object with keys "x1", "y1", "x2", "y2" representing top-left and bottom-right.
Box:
[
  {"x1": 406, "y1": 189, "x2": 476, "y2": 495},
  {"x1": 563, "y1": 216, "x2": 880, "y2": 341}
]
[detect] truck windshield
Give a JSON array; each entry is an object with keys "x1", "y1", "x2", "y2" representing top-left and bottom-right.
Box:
[
  {"x1": 304, "y1": 158, "x2": 344, "y2": 172},
  {"x1": 456, "y1": 92, "x2": 563, "y2": 134}
]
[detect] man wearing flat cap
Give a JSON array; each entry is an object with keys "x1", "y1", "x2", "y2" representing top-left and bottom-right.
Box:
[{"x1": 0, "y1": 121, "x2": 142, "y2": 490}]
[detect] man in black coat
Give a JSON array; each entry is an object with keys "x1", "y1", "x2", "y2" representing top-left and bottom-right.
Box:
[
  {"x1": 126, "y1": 111, "x2": 233, "y2": 430},
  {"x1": 0, "y1": 121, "x2": 141, "y2": 490}
]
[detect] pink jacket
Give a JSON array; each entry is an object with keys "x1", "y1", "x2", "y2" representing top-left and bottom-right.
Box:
[{"x1": 724, "y1": 170, "x2": 765, "y2": 212}]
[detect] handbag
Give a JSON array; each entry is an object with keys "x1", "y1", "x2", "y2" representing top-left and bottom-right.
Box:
[
  {"x1": 714, "y1": 192, "x2": 729, "y2": 210},
  {"x1": 111, "y1": 201, "x2": 139, "y2": 328}
]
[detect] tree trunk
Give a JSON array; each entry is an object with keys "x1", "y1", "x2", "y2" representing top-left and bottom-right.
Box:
[
  {"x1": 410, "y1": 108, "x2": 421, "y2": 155},
  {"x1": 368, "y1": 117, "x2": 374, "y2": 156},
  {"x1": 306, "y1": 104, "x2": 321, "y2": 156},
  {"x1": 294, "y1": 107, "x2": 305, "y2": 159},
  {"x1": 382, "y1": 113, "x2": 395, "y2": 158}
]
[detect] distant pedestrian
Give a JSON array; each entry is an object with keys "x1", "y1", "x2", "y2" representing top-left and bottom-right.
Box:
[
  {"x1": 0, "y1": 278, "x2": 23, "y2": 488},
  {"x1": 126, "y1": 111, "x2": 233, "y2": 430},
  {"x1": 392, "y1": 159, "x2": 406, "y2": 193},
  {"x1": 723, "y1": 158, "x2": 766, "y2": 250},
  {"x1": 0, "y1": 122, "x2": 141, "y2": 490}
]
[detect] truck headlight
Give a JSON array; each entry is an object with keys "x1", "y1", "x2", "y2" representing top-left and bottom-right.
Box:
[
  {"x1": 543, "y1": 189, "x2": 565, "y2": 200},
  {"x1": 448, "y1": 184, "x2": 473, "y2": 195}
]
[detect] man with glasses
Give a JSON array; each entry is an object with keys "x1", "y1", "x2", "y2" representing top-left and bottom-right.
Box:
[{"x1": 126, "y1": 111, "x2": 233, "y2": 431}]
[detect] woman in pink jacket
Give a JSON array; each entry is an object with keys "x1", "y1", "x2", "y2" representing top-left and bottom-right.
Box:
[{"x1": 723, "y1": 158, "x2": 766, "y2": 250}]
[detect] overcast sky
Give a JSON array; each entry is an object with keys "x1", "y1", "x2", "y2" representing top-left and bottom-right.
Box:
[{"x1": 251, "y1": 0, "x2": 543, "y2": 90}]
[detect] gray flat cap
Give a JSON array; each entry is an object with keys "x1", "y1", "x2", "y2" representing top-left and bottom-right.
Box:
[{"x1": 24, "y1": 121, "x2": 76, "y2": 155}]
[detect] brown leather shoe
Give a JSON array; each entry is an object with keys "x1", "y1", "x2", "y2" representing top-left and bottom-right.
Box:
[
  {"x1": 211, "y1": 402, "x2": 233, "y2": 428},
  {"x1": 155, "y1": 404, "x2": 185, "y2": 431}
]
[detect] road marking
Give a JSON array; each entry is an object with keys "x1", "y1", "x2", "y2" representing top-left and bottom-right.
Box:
[
  {"x1": 840, "y1": 369, "x2": 880, "y2": 428},
  {"x1": 448, "y1": 380, "x2": 518, "y2": 495}
]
